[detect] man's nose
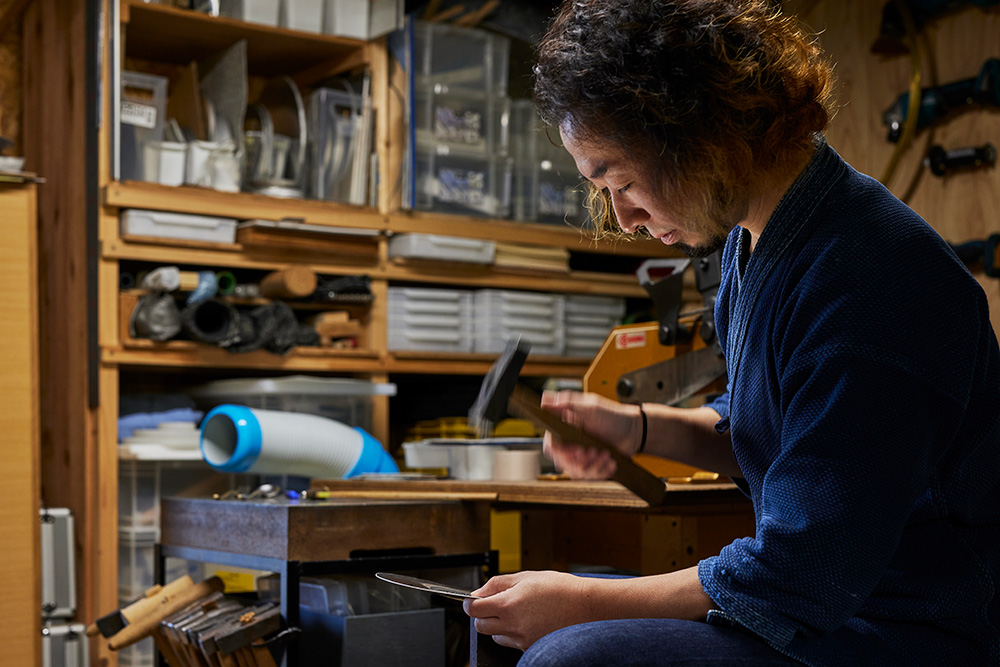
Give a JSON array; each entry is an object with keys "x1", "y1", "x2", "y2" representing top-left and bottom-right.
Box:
[{"x1": 611, "y1": 194, "x2": 647, "y2": 234}]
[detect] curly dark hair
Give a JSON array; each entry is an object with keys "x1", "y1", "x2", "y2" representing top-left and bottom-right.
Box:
[{"x1": 534, "y1": 0, "x2": 835, "y2": 238}]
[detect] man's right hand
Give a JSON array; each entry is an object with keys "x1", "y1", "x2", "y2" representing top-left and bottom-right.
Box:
[{"x1": 539, "y1": 390, "x2": 643, "y2": 479}]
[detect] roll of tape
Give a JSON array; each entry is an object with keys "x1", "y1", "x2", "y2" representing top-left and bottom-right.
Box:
[{"x1": 492, "y1": 449, "x2": 541, "y2": 481}]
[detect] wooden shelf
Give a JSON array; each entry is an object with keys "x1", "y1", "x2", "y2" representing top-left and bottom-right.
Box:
[
  {"x1": 383, "y1": 262, "x2": 648, "y2": 297},
  {"x1": 388, "y1": 209, "x2": 678, "y2": 257},
  {"x1": 104, "y1": 343, "x2": 383, "y2": 372},
  {"x1": 104, "y1": 237, "x2": 382, "y2": 275},
  {"x1": 122, "y1": 0, "x2": 366, "y2": 78},
  {"x1": 104, "y1": 345, "x2": 591, "y2": 377},
  {"x1": 385, "y1": 352, "x2": 590, "y2": 377},
  {"x1": 104, "y1": 181, "x2": 385, "y2": 231}
]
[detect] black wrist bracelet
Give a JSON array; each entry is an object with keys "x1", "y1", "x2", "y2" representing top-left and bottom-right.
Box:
[{"x1": 637, "y1": 403, "x2": 648, "y2": 454}]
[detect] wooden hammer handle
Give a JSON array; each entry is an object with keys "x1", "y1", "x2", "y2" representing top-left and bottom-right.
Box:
[{"x1": 509, "y1": 385, "x2": 668, "y2": 506}]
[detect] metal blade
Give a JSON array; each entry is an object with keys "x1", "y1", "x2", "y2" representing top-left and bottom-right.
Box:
[
  {"x1": 375, "y1": 573, "x2": 480, "y2": 600},
  {"x1": 616, "y1": 346, "x2": 726, "y2": 406}
]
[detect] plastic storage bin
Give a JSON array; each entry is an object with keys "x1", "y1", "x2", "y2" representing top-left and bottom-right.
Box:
[
  {"x1": 280, "y1": 0, "x2": 324, "y2": 32},
  {"x1": 118, "y1": 526, "x2": 158, "y2": 601},
  {"x1": 307, "y1": 87, "x2": 363, "y2": 202},
  {"x1": 414, "y1": 90, "x2": 510, "y2": 158},
  {"x1": 120, "y1": 71, "x2": 168, "y2": 183},
  {"x1": 564, "y1": 294, "x2": 626, "y2": 357},
  {"x1": 510, "y1": 99, "x2": 585, "y2": 224},
  {"x1": 117, "y1": 637, "x2": 153, "y2": 667},
  {"x1": 472, "y1": 289, "x2": 566, "y2": 355},
  {"x1": 120, "y1": 209, "x2": 238, "y2": 244},
  {"x1": 218, "y1": 0, "x2": 280, "y2": 25},
  {"x1": 188, "y1": 375, "x2": 396, "y2": 433},
  {"x1": 323, "y1": 0, "x2": 404, "y2": 39},
  {"x1": 388, "y1": 287, "x2": 474, "y2": 352},
  {"x1": 388, "y1": 233, "x2": 496, "y2": 264},
  {"x1": 410, "y1": 19, "x2": 510, "y2": 96},
  {"x1": 414, "y1": 148, "x2": 512, "y2": 218}
]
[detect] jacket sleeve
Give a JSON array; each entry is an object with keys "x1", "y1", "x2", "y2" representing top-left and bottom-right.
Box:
[{"x1": 697, "y1": 272, "x2": 979, "y2": 649}]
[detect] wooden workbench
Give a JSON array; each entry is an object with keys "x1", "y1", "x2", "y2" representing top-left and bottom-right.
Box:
[
  {"x1": 309, "y1": 478, "x2": 756, "y2": 575},
  {"x1": 160, "y1": 495, "x2": 496, "y2": 667},
  {"x1": 161, "y1": 495, "x2": 491, "y2": 561}
]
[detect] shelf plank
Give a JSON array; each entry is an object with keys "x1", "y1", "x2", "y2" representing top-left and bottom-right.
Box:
[
  {"x1": 384, "y1": 352, "x2": 590, "y2": 377},
  {"x1": 104, "y1": 239, "x2": 650, "y2": 297},
  {"x1": 122, "y1": 0, "x2": 366, "y2": 76},
  {"x1": 387, "y1": 210, "x2": 680, "y2": 257},
  {"x1": 383, "y1": 261, "x2": 647, "y2": 298},
  {"x1": 102, "y1": 345, "x2": 591, "y2": 376},
  {"x1": 104, "y1": 181, "x2": 386, "y2": 230},
  {"x1": 104, "y1": 344, "x2": 383, "y2": 372},
  {"x1": 104, "y1": 237, "x2": 382, "y2": 275}
]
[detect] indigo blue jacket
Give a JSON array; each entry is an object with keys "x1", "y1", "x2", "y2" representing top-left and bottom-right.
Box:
[{"x1": 698, "y1": 139, "x2": 1000, "y2": 665}]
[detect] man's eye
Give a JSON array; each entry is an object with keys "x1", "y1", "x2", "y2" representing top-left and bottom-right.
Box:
[{"x1": 617, "y1": 183, "x2": 632, "y2": 194}]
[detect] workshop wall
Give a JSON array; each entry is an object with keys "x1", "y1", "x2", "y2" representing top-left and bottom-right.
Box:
[
  {"x1": 789, "y1": 0, "x2": 1000, "y2": 334},
  {"x1": 0, "y1": 0, "x2": 24, "y2": 151}
]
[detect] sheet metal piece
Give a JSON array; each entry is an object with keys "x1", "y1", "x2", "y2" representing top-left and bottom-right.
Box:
[{"x1": 375, "y1": 572, "x2": 480, "y2": 600}]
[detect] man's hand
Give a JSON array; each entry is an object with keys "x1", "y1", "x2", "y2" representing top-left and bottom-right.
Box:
[
  {"x1": 540, "y1": 390, "x2": 642, "y2": 479},
  {"x1": 462, "y1": 571, "x2": 595, "y2": 650}
]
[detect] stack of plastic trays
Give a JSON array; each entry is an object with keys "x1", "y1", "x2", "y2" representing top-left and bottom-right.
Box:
[
  {"x1": 472, "y1": 289, "x2": 566, "y2": 355},
  {"x1": 388, "y1": 287, "x2": 474, "y2": 352},
  {"x1": 564, "y1": 295, "x2": 627, "y2": 358},
  {"x1": 510, "y1": 99, "x2": 585, "y2": 225},
  {"x1": 410, "y1": 19, "x2": 513, "y2": 218}
]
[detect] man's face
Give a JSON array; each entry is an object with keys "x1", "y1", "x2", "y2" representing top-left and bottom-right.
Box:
[{"x1": 559, "y1": 124, "x2": 735, "y2": 257}]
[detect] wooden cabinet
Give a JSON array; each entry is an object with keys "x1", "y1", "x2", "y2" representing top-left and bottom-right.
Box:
[
  {"x1": 0, "y1": 181, "x2": 41, "y2": 667},
  {"x1": 25, "y1": 2, "x2": 675, "y2": 663}
]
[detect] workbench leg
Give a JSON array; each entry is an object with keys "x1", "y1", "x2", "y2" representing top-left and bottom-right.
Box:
[{"x1": 279, "y1": 561, "x2": 301, "y2": 667}]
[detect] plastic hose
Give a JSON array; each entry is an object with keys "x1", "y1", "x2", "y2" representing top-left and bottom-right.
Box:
[{"x1": 200, "y1": 405, "x2": 398, "y2": 478}]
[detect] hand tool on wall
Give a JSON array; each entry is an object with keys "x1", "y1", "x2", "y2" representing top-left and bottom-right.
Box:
[
  {"x1": 925, "y1": 143, "x2": 997, "y2": 176},
  {"x1": 882, "y1": 58, "x2": 1000, "y2": 142},
  {"x1": 469, "y1": 337, "x2": 668, "y2": 506},
  {"x1": 950, "y1": 234, "x2": 1000, "y2": 278}
]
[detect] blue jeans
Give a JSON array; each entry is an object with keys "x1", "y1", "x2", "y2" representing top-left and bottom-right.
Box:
[{"x1": 517, "y1": 618, "x2": 803, "y2": 667}]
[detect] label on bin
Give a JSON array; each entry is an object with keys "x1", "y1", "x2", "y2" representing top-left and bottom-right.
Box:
[{"x1": 121, "y1": 101, "x2": 157, "y2": 129}]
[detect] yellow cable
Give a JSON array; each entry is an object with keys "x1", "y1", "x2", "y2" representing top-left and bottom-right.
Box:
[{"x1": 880, "y1": 0, "x2": 923, "y2": 187}]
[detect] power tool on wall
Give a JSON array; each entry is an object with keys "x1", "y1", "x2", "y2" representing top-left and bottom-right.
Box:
[{"x1": 882, "y1": 57, "x2": 1000, "y2": 142}]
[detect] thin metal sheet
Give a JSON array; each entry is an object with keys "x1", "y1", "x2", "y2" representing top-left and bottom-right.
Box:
[{"x1": 375, "y1": 572, "x2": 480, "y2": 600}]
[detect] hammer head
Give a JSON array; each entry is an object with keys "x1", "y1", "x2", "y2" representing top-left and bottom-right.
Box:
[{"x1": 468, "y1": 336, "x2": 532, "y2": 437}]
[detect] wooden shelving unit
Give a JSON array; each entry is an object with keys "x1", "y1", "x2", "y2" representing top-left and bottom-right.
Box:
[{"x1": 26, "y1": 3, "x2": 677, "y2": 664}]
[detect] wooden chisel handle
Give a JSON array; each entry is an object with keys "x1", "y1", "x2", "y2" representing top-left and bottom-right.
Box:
[
  {"x1": 509, "y1": 385, "x2": 668, "y2": 506},
  {"x1": 109, "y1": 577, "x2": 226, "y2": 651},
  {"x1": 88, "y1": 575, "x2": 194, "y2": 637}
]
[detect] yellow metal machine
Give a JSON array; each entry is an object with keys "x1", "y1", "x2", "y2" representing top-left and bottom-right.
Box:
[{"x1": 583, "y1": 256, "x2": 727, "y2": 478}]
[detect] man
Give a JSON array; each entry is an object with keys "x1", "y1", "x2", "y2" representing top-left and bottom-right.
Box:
[{"x1": 463, "y1": 1, "x2": 1000, "y2": 665}]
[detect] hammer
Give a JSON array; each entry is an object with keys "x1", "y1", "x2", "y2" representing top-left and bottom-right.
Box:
[{"x1": 469, "y1": 337, "x2": 668, "y2": 506}]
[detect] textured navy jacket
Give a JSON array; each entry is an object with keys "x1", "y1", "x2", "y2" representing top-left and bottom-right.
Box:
[{"x1": 698, "y1": 139, "x2": 1000, "y2": 665}]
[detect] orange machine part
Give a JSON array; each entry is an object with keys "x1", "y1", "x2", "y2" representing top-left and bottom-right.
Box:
[{"x1": 584, "y1": 322, "x2": 715, "y2": 478}]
